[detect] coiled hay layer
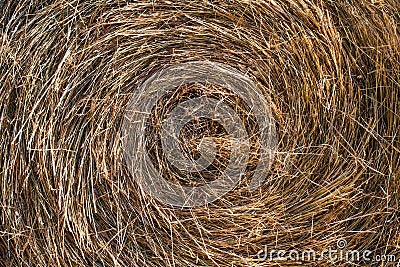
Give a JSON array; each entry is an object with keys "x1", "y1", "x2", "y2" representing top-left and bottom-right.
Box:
[{"x1": 1, "y1": 0, "x2": 400, "y2": 266}]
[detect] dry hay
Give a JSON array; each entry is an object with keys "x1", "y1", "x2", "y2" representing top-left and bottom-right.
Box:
[{"x1": 1, "y1": 0, "x2": 400, "y2": 266}]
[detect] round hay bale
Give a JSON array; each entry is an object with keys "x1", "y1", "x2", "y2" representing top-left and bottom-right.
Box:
[{"x1": 1, "y1": 0, "x2": 399, "y2": 266}]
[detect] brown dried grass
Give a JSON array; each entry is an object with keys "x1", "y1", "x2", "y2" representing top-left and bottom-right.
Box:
[{"x1": 1, "y1": 0, "x2": 400, "y2": 266}]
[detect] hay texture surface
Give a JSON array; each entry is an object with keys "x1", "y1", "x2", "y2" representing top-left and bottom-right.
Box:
[{"x1": 1, "y1": 0, "x2": 400, "y2": 266}]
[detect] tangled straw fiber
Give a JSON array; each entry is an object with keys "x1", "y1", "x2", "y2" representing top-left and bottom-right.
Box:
[{"x1": 1, "y1": 0, "x2": 400, "y2": 266}]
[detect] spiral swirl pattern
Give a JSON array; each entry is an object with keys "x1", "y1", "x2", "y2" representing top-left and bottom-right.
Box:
[{"x1": 1, "y1": 0, "x2": 399, "y2": 266}]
